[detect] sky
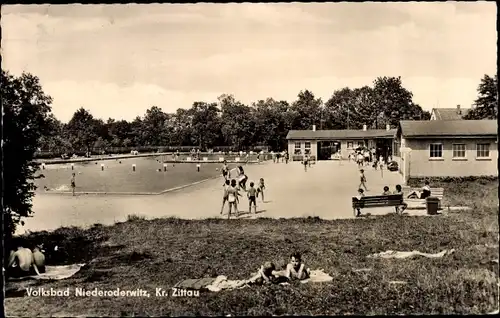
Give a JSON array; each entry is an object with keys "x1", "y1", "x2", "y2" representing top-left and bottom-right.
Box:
[{"x1": 2, "y1": 2, "x2": 497, "y2": 122}]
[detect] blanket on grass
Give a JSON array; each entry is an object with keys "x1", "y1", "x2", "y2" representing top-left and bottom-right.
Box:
[
  {"x1": 174, "y1": 269, "x2": 334, "y2": 292},
  {"x1": 7, "y1": 264, "x2": 85, "y2": 281},
  {"x1": 367, "y1": 249, "x2": 455, "y2": 259}
]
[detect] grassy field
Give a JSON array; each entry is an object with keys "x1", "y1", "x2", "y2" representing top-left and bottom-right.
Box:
[
  {"x1": 36, "y1": 156, "x2": 240, "y2": 193},
  {"x1": 5, "y1": 179, "x2": 499, "y2": 316}
]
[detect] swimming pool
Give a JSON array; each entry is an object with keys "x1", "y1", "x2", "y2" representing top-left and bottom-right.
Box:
[{"x1": 36, "y1": 156, "x2": 241, "y2": 194}]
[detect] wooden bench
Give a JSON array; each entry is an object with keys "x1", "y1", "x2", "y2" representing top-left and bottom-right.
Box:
[
  {"x1": 402, "y1": 187, "x2": 444, "y2": 209},
  {"x1": 352, "y1": 194, "x2": 404, "y2": 217}
]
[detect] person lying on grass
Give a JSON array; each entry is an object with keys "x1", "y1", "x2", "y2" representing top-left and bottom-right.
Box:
[
  {"x1": 244, "y1": 261, "x2": 280, "y2": 285},
  {"x1": 284, "y1": 252, "x2": 310, "y2": 281}
]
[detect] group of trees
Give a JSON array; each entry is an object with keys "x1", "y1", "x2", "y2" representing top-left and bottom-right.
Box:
[
  {"x1": 2, "y1": 69, "x2": 497, "y2": 240},
  {"x1": 39, "y1": 76, "x2": 433, "y2": 155},
  {"x1": 464, "y1": 74, "x2": 498, "y2": 120}
]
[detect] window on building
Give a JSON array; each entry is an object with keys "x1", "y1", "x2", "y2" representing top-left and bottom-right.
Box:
[
  {"x1": 357, "y1": 141, "x2": 364, "y2": 147},
  {"x1": 452, "y1": 144, "x2": 466, "y2": 158},
  {"x1": 347, "y1": 141, "x2": 353, "y2": 149},
  {"x1": 294, "y1": 142, "x2": 301, "y2": 155},
  {"x1": 429, "y1": 143, "x2": 443, "y2": 158},
  {"x1": 304, "y1": 142, "x2": 311, "y2": 155},
  {"x1": 477, "y1": 143, "x2": 490, "y2": 158}
]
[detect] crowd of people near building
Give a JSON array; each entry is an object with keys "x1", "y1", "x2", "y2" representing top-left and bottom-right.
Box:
[{"x1": 348, "y1": 147, "x2": 393, "y2": 170}]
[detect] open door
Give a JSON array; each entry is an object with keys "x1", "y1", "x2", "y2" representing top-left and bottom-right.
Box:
[{"x1": 317, "y1": 141, "x2": 341, "y2": 160}]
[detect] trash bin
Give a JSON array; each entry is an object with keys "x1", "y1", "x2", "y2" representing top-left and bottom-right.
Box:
[{"x1": 426, "y1": 197, "x2": 440, "y2": 215}]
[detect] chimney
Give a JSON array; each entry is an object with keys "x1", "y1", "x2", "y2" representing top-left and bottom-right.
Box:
[
  {"x1": 386, "y1": 124, "x2": 390, "y2": 131},
  {"x1": 362, "y1": 124, "x2": 367, "y2": 131},
  {"x1": 312, "y1": 125, "x2": 316, "y2": 132},
  {"x1": 457, "y1": 104, "x2": 461, "y2": 115}
]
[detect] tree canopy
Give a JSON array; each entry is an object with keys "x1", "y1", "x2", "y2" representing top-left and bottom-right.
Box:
[
  {"x1": 464, "y1": 74, "x2": 498, "y2": 120},
  {"x1": 36, "y1": 76, "x2": 433, "y2": 156},
  {"x1": 2, "y1": 70, "x2": 53, "y2": 239}
]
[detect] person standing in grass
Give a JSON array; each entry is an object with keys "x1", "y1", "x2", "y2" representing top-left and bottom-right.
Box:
[
  {"x1": 358, "y1": 169, "x2": 368, "y2": 192},
  {"x1": 247, "y1": 182, "x2": 258, "y2": 214},
  {"x1": 70, "y1": 172, "x2": 76, "y2": 196}
]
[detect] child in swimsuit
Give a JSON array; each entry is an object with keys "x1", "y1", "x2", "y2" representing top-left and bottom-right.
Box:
[
  {"x1": 257, "y1": 178, "x2": 266, "y2": 202},
  {"x1": 70, "y1": 173, "x2": 76, "y2": 196},
  {"x1": 358, "y1": 169, "x2": 368, "y2": 191},
  {"x1": 226, "y1": 179, "x2": 241, "y2": 218},
  {"x1": 220, "y1": 179, "x2": 231, "y2": 214},
  {"x1": 285, "y1": 252, "x2": 310, "y2": 280},
  {"x1": 221, "y1": 161, "x2": 229, "y2": 180},
  {"x1": 245, "y1": 262, "x2": 278, "y2": 285},
  {"x1": 247, "y1": 182, "x2": 258, "y2": 214}
]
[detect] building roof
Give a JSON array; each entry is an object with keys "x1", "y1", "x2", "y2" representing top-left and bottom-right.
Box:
[
  {"x1": 431, "y1": 108, "x2": 471, "y2": 120},
  {"x1": 399, "y1": 120, "x2": 497, "y2": 138},
  {"x1": 286, "y1": 129, "x2": 397, "y2": 140}
]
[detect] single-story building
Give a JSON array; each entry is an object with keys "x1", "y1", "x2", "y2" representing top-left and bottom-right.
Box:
[
  {"x1": 430, "y1": 105, "x2": 471, "y2": 120},
  {"x1": 286, "y1": 125, "x2": 397, "y2": 161},
  {"x1": 394, "y1": 120, "x2": 498, "y2": 181}
]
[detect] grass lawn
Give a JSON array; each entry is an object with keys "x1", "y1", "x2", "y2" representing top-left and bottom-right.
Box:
[
  {"x1": 5, "y1": 179, "x2": 499, "y2": 316},
  {"x1": 36, "y1": 156, "x2": 240, "y2": 193}
]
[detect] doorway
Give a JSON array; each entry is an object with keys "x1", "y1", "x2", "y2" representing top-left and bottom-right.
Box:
[
  {"x1": 375, "y1": 138, "x2": 393, "y2": 161},
  {"x1": 317, "y1": 141, "x2": 341, "y2": 160}
]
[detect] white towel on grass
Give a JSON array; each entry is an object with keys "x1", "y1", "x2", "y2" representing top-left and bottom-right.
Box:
[
  {"x1": 206, "y1": 276, "x2": 248, "y2": 292},
  {"x1": 367, "y1": 249, "x2": 455, "y2": 259},
  {"x1": 8, "y1": 264, "x2": 85, "y2": 281},
  {"x1": 300, "y1": 269, "x2": 334, "y2": 284}
]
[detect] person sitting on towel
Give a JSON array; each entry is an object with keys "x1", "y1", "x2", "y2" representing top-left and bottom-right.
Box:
[
  {"x1": 7, "y1": 240, "x2": 44, "y2": 278},
  {"x1": 285, "y1": 252, "x2": 310, "y2": 280}
]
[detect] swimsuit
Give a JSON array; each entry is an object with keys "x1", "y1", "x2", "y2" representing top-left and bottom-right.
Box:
[{"x1": 249, "y1": 196, "x2": 256, "y2": 205}]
